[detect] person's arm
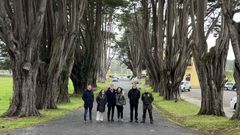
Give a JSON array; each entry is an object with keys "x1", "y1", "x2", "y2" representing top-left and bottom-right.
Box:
[
  {"x1": 96, "y1": 96, "x2": 100, "y2": 104},
  {"x1": 91, "y1": 91, "x2": 94, "y2": 102},
  {"x1": 150, "y1": 93, "x2": 154, "y2": 102},
  {"x1": 82, "y1": 91, "x2": 86, "y2": 101},
  {"x1": 128, "y1": 90, "x2": 131, "y2": 99},
  {"x1": 141, "y1": 93, "x2": 144, "y2": 101},
  {"x1": 115, "y1": 94, "x2": 119, "y2": 103},
  {"x1": 137, "y1": 90, "x2": 141, "y2": 99}
]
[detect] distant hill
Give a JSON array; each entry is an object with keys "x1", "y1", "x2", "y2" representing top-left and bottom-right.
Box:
[{"x1": 226, "y1": 60, "x2": 234, "y2": 71}]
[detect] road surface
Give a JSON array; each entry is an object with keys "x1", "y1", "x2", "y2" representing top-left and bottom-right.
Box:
[
  {"x1": 181, "y1": 89, "x2": 236, "y2": 117},
  {"x1": 3, "y1": 81, "x2": 202, "y2": 135}
]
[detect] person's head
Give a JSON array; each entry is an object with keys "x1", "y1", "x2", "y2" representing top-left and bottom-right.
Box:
[
  {"x1": 117, "y1": 87, "x2": 123, "y2": 94},
  {"x1": 109, "y1": 84, "x2": 114, "y2": 90},
  {"x1": 86, "y1": 84, "x2": 92, "y2": 91},
  {"x1": 99, "y1": 90, "x2": 105, "y2": 96},
  {"x1": 132, "y1": 83, "x2": 137, "y2": 89},
  {"x1": 144, "y1": 88, "x2": 149, "y2": 93}
]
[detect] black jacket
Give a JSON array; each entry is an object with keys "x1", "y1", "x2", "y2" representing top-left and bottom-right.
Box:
[
  {"x1": 106, "y1": 88, "x2": 116, "y2": 107},
  {"x1": 142, "y1": 92, "x2": 154, "y2": 105},
  {"x1": 82, "y1": 90, "x2": 94, "y2": 107},
  {"x1": 96, "y1": 95, "x2": 107, "y2": 112},
  {"x1": 128, "y1": 88, "x2": 140, "y2": 105}
]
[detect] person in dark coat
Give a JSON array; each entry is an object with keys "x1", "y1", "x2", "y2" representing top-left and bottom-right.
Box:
[
  {"x1": 115, "y1": 87, "x2": 126, "y2": 122},
  {"x1": 141, "y1": 88, "x2": 154, "y2": 124},
  {"x1": 96, "y1": 90, "x2": 107, "y2": 122},
  {"x1": 106, "y1": 84, "x2": 116, "y2": 122},
  {"x1": 82, "y1": 85, "x2": 94, "y2": 123},
  {"x1": 128, "y1": 83, "x2": 140, "y2": 123}
]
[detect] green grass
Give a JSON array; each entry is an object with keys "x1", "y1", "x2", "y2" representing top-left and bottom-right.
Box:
[
  {"x1": 142, "y1": 84, "x2": 240, "y2": 135},
  {"x1": 0, "y1": 76, "x2": 110, "y2": 132},
  {"x1": 226, "y1": 70, "x2": 234, "y2": 82}
]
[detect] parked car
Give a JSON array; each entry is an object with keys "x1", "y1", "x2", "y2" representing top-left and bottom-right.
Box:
[
  {"x1": 232, "y1": 83, "x2": 237, "y2": 91},
  {"x1": 230, "y1": 96, "x2": 237, "y2": 110},
  {"x1": 180, "y1": 81, "x2": 191, "y2": 92},
  {"x1": 112, "y1": 77, "x2": 119, "y2": 82},
  {"x1": 224, "y1": 82, "x2": 235, "y2": 91}
]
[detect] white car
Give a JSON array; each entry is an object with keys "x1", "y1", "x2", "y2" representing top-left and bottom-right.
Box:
[
  {"x1": 224, "y1": 82, "x2": 235, "y2": 91},
  {"x1": 112, "y1": 77, "x2": 119, "y2": 82},
  {"x1": 180, "y1": 81, "x2": 191, "y2": 92},
  {"x1": 230, "y1": 96, "x2": 237, "y2": 110}
]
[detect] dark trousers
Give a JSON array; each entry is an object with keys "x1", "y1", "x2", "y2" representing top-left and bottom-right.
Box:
[
  {"x1": 116, "y1": 105, "x2": 123, "y2": 119},
  {"x1": 142, "y1": 105, "x2": 153, "y2": 121},
  {"x1": 130, "y1": 104, "x2": 138, "y2": 121},
  {"x1": 107, "y1": 105, "x2": 115, "y2": 120},
  {"x1": 84, "y1": 106, "x2": 92, "y2": 121}
]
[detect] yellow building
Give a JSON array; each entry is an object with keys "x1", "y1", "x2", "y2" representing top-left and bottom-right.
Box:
[{"x1": 184, "y1": 59, "x2": 200, "y2": 88}]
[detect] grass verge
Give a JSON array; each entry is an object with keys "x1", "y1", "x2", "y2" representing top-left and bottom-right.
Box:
[
  {"x1": 0, "y1": 76, "x2": 110, "y2": 132},
  {"x1": 142, "y1": 84, "x2": 240, "y2": 135}
]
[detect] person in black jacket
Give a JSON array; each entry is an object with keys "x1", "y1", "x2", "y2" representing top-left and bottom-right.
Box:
[
  {"x1": 96, "y1": 90, "x2": 107, "y2": 122},
  {"x1": 106, "y1": 84, "x2": 116, "y2": 122},
  {"x1": 82, "y1": 85, "x2": 94, "y2": 123},
  {"x1": 141, "y1": 88, "x2": 154, "y2": 124},
  {"x1": 128, "y1": 83, "x2": 140, "y2": 123}
]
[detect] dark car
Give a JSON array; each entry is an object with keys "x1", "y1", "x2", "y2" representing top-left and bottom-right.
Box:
[{"x1": 232, "y1": 83, "x2": 237, "y2": 91}]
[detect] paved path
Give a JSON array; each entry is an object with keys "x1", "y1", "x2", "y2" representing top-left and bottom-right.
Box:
[
  {"x1": 5, "y1": 81, "x2": 202, "y2": 135},
  {"x1": 181, "y1": 89, "x2": 236, "y2": 117}
]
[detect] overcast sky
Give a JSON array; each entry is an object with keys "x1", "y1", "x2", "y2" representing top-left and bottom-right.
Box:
[{"x1": 207, "y1": 13, "x2": 240, "y2": 60}]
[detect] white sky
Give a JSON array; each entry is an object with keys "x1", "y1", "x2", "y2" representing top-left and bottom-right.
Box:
[{"x1": 207, "y1": 13, "x2": 240, "y2": 60}]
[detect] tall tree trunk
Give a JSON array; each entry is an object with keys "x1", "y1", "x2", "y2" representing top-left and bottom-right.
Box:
[
  {"x1": 36, "y1": 0, "x2": 87, "y2": 109},
  {"x1": 191, "y1": 0, "x2": 229, "y2": 116},
  {"x1": 221, "y1": 0, "x2": 240, "y2": 119},
  {"x1": 0, "y1": 0, "x2": 48, "y2": 117},
  {"x1": 57, "y1": 52, "x2": 75, "y2": 103},
  {"x1": 71, "y1": 0, "x2": 103, "y2": 92}
]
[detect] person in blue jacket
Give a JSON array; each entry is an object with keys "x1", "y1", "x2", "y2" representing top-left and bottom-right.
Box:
[
  {"x1": 82, "y1": 84, "x2": 94, "y2": 123},
  {"x1": 106, "y1": 84, "x2": 116, "y2": 122}
]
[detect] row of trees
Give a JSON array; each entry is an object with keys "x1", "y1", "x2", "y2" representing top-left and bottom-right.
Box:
[
  {"x1": 0, "y1": 0, "x2": 126, "y2": 117},
  {"x1": 116, "y1": 0, "x2": 240, "y2": 119}
]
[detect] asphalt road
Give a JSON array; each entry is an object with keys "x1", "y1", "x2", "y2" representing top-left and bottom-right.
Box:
[
  {"x1": 4, "y1": 81, "x2": 202, "y2": 135},
  {"x1": 181, "y1": 89, "x2": 237, "y2": 117}
]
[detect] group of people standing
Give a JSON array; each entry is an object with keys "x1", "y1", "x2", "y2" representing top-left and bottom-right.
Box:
[{"x1": 82, "y1": 83, "x2": 154, "y2": 124}]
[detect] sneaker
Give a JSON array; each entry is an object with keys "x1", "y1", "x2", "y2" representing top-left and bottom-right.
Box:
[
  {"x1": 111, "y1": 119, "x2": 114, "y2": 122},
  {"x1": 129, "y1": 120, "x2": 133, "y2": 122},
  {"x1": 150, "y1": 121, "x2": 153, "y2": 124},
  {"x1": 135, "y1": 120, "x2": 138, "y2": 123},
  {"x1": 140, "y1": 121, "x2": 145, "y2": 123},
  {"x1": 84, "y1": 120, "x2": 87, "y2": 124}
]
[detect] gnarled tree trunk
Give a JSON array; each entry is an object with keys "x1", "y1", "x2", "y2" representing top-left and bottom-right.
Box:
[
  {"x1": 0, "y1": 0, "x2": 48, "y2": 117},
  {"x1": 191, "y1": 0, "x2": 229, "y2": 116}
]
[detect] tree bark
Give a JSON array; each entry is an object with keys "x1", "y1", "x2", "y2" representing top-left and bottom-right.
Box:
[
  {"x1": 71, "y1": 0, "x2": 103, "y2": 93},
  {"x1": 0, "y1": 0, "x2": 48, "y2": 117},
  {"x1": 36, "y1": 0, "x2": 87, "y2": 109},
  {"x1": 191, "y1": 0, "x2": 229, "y2": 116}
]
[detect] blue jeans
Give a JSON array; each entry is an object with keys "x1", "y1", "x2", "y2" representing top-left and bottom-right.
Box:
[{"x1": 84, "y1": 106, "x2": 93, "y2": 121}]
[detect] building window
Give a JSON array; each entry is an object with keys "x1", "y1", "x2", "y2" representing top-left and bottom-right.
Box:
[{"x1": 186, "y1": 73, "x2": 191, "y2": 81}]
